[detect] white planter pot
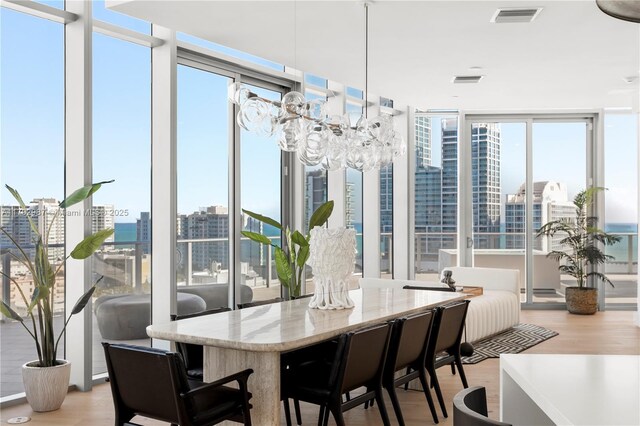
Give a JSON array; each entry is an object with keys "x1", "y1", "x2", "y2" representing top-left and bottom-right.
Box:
[{"x1": 22, "y1": 360, "x2": 71, "y2": 412}]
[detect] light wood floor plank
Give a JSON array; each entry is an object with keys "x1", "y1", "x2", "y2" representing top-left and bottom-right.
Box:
[{"x1": 2, "y1": 310, "x2": 638, "y2": 425}]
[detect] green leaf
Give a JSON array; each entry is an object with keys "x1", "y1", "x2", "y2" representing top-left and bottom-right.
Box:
[
  {"x1": 297, "y1": 245, "x2": 310, "y2": 269},
  {"x1": 59, "y1": 180, "x2": 114, "y2": 209},
  {"x1": 5, "y1": 185, "x2": 39, "y2": 237},
  {"x1": 308, "y1": 200, "x2": 334, "y2": 231},
  {"x1": 291, "y1": 230, "x2": 308, "y2": 247},
  {"x1": 70, "y1": 229, "x2": 114, "y2": 259},
  {"x1": 0, "y1": 301, "x2": 23, "y2": 322},
  {"x1": 241, "y1": 230, "x2": 273, "y2": 246},
  {"x1": 275, "y1": 247, "x2": 292, "y2": 287},
  {"x1": 27, "y1": 286, "x2": 41, "y2": 314},
  {"x1": 241, "y1": 209, "x2": 282, "y2": 230},
  {"x1": 70, "y1": 286, "x2": 96, "y2": 315}
]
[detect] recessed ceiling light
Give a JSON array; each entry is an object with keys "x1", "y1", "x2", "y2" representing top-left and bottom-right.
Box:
[
  {"x1": 622, "y1": 75, "x2": 638, "y2": 84},
  {"x1": 468, "y1": 66, "x2": 483, "y2": 71},
  {"x1": 490, "y1": 8, "x2": 543, "y2": 23},
  {"x1": 452, "y1": 75, "x2": 483, "y2": 84}
]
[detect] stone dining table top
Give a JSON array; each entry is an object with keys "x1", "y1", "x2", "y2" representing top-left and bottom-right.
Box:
[{"x1": 147, "y1": 287, "x2": 466, "y2": 352}]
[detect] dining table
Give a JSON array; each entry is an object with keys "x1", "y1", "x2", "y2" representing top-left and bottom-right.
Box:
[{"x1": 146, "y1": 287, "x2": 465, "y2": 425}]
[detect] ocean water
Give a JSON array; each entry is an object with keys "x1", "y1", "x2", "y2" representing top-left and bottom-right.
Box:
[
  {"x1": 604, "y1": 223, "x2": 637, "y2": 262},
  {"x1": 114, "y1": 223, "x2": 137, "y2": 243}
]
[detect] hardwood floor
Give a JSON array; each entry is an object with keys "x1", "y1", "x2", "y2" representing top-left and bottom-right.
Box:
[{"x1": 1, "y1": 310, "x2": 638, "y2": 425}]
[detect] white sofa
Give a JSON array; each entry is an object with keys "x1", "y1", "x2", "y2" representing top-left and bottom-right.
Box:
[{"x1": 359, "y1": 267, "x2": 520, "y2": 343}]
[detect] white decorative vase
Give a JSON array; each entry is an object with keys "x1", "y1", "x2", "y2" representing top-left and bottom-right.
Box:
[
  {"x1": 308, "y1": 227, "x2": 356, "y2": 310},
  {"x1": 22, "y1": 360, "x2": 71, "y2": 412}
]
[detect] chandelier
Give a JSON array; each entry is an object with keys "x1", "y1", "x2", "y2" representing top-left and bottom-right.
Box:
[{"x1": 227, "y1": 3, "x2": 406, "y2": 172}]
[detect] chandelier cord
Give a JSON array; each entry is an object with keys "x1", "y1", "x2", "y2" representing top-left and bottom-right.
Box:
[{"x1": 364, "y1": 2, "x2": 369, "y2": 119}]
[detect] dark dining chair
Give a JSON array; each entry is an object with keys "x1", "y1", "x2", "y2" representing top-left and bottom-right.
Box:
[
  {"x1": 453, "y1": 386, "x2": 511, "y2": 426},
  {"x1": 171, "y1": 307, "x2": 231, "y2": 381},
  {"x1": 282, "y1": 323, "x2": 393, "y2": 426},
  {"x1": 383, "y1": 310, "x2": 439, "y2": 425},
  {"x1": 425, "y1": 300, "x2": 471, "y2": 418},
  {"x1": 237, "y1": 297, "x2": 283, "y2": 309},
  {"x1": 102, "y1": 343, "x2": 253, "y2": 425}
]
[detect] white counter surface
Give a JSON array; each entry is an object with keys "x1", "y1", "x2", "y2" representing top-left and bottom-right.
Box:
[{"x1": 501, "y1": 354, "x2": 640, "y2": 426}]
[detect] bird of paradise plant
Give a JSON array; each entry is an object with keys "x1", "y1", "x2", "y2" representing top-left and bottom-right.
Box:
[{"x1": 0, "y1": 181, "x2": 114, "y2": 367}]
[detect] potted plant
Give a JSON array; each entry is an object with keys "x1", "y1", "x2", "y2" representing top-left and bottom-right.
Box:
[
  {"x1": 0, "y1": 181, "x2": 114, "y2": 411},
  {"x1": 536, "y1": 187, "x2": 620, "y2": 314},
  {"x1": 241, "y1": 200, "x2": 334, "y2": 298}
]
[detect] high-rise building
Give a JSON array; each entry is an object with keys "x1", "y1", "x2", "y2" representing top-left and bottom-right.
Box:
[
  {"x1": 380, "y1": 164, "x2": 393, "y2": 234},
  {"x1": 177, "y1": 206, "x2": 229, "y2": 272},
  {"x1": 471, "y1": 123, "x2": 502, "y2": 248},
  {"x1": 1, "y1": 199, "x2": 114, "y2": 260},
  {"x1": 305, "y1": 169, "x2": 327, "y2": 228},
  {"x1": 345, "y1": 181, "x2": 355, "y2": 229},
  {"x1": 137, "y1": 211, "x2": 151, "y2": 253},
  {"x1": 413, "y1": 118, "x2": 502, "y2": 270},
  {"x1": 415, "y1": 113, "x2": 432, "y2": 169},
  {"x1": 505, "y1": 181, "x2": 575, "y2": 251}
]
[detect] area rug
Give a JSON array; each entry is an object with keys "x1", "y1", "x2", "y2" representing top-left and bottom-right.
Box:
[{"x1": 461, "y1": 323, "x2": 558, "y2": 364}]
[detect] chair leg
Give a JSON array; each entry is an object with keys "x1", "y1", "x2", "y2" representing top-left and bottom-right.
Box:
[
  {"x1": 418, "y1": 369, "x2": 439, "y2": 424},
  {"x1": 243, "y1": 405, "x2": 252, "y2": 426},
  {"x1": 450, "y1": 362, "x2": 456, "y2": 375},
  {"x1": 455, "y1": 355, "x2": 469, "y2": 388},
  {"x1": 317, "y1": 404, "x2": 326, "y2": 426},
  {"x1": 404, "y1": 367, "x2": 412, "y2": 390},
  {"x1": 330, "y1": 403, "x2": 346, "y2": 426},
  {"x1": 385, "y1": 384, "x2": 405, "y2": 426},
  {"x1": 428, "y1": 367, "x2": 448, "y2": 418},
  {"x1": 375, "y1": 388, "x2": 391, "y2": 426},
  {"x1": 283, "y1": 398, "x2": 292, "y2": 426},
  {"x1": 322, "y1": 404, "x2": 331, "y2": 426},
  {"x1": 294, "y1": 399, "x2": 302, "y2": 425}
]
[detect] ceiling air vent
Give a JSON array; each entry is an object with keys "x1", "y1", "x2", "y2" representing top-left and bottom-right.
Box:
[
  {"x1": 490, "y1": 8, "x2": 542, "y2": 23},
  {"x1": 452, "y1": 75, "x2": 483, "y2": 84}
]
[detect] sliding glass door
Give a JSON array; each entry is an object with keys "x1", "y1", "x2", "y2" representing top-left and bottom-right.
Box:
[{"x1": 465, "y1": 115, "x2": 593, "y2": 306}]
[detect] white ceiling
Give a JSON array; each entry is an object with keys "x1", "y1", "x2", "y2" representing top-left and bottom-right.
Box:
[{"x1": 109, "y1": 0, "x2": 640, "y2": 112}]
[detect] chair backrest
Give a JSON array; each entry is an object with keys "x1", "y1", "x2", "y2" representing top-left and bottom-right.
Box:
[
  {"x1": 338, "y1": 323, "x2": 392, "y2": 394},
  {"x1": 387, "y1": 310, "x2": 435, "y2": 375},
  {"x1": 430, "y1": 300, "x2": 470, "y2": 355},
  {"x1": 170, "y1": 307, "x2": 231, "y2": 371},
  {"x1": 453, "y1": 386, "x2": 512, "y2": 426},
  {"x1": 102, "y1": 343, "x2": 190, "y2": 424},
  {"x1": 237, "y1": 297, "x2": 283, "y2": 309}
]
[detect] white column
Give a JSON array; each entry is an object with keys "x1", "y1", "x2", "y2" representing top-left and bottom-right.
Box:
[
  {"x1": 150, "y1": 25, "x2": 177, "y2": 349},
  {"x1": 393, "y1": 106, "x2": 411, "y2": 280},
  {"x1": 327, "y1": 81, "x2": 346, "y2": 228},
  {"x1": 637, "y1": 111, "x2": 640, "y2": 326},
  {"x1": 362, "y1": 96, "x2": 380, "y2": 278},
  {"x1": 64, "y1": 0, "x2": 92, "y2": 391}
]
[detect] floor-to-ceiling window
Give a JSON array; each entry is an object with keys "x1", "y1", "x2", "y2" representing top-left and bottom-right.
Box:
[
  {"x1": 604, "y1": 113, "x2": 638, "y2": 308},
  {"x1": 413, "y1": 113, "x2": 459, "y2": 281},
  {"x1": 91, "y1": 32, "x2": 152, "y2": 374},
  {"x1": 176, "y1": 65, "x2": 231, "y2": 305},
  {"x1": 471, "y1": 121, "x2": 526, "y2": 301},
  {"x1": 303, "y1": 74, "x2": 329, "y2": 291},
  {"x1": 464, "y1": 115, "x2": 593, "y2": 306},
  {"x1": 240, "y1": 84, "x2": 285, "y2": 302},
  {"x1": 380, "y1": 97, "x2": 394, "y2": 278},
  {"x1": 0, "y1": 8, "x2": 64, "y2": 397},
  {"x1": 345, "y1": 88, "x2": 364, "y2": 276},
  {"x1": 532, "y1": 121, "x2": 587, "y2": 304}
]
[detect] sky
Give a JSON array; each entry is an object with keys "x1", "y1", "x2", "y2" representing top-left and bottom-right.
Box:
[{"x1": 2, "y1": 3, "x2": 637, "y2": 229}]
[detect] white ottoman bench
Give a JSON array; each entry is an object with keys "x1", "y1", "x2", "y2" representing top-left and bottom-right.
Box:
[{"x1": 359, "y1": 267, "x2": 520, "y2": 343}]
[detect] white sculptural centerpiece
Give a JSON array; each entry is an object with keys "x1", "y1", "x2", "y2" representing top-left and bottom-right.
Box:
[{"x1": 307, "y1": 227, "x2": 356, "y2": 310}]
